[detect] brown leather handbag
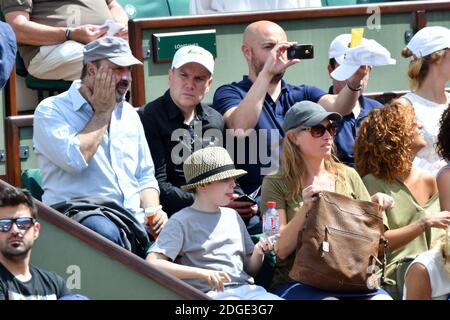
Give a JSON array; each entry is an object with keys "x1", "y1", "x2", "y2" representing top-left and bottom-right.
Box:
[{"x1": 289, "y1": 191, "x2": 388, "y2": 292}]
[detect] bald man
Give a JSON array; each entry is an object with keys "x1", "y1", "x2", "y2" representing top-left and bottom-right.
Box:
[{"x1": 213, "y1": 20, "x2": 368, "y2": 196}]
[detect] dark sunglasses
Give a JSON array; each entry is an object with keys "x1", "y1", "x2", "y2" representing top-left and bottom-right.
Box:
[
  {"x1": 299, "y1": 123, "x2": 337, "y2": 138},
  {"x1": 0, "y1": 217, "x2": 36, "y2": 232}
]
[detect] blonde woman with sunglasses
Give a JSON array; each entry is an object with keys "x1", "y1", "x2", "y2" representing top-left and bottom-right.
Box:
[{"x1": 261, "y1": 100, "x2": 393, "y2": 300}]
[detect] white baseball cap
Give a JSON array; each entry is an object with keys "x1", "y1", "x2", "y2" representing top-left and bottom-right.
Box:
[
  {"x1": 171, "y1": 45, "x2": 214, "y2": 74},
  {"x1": 328, "y1": 34, "x2": 368, "y2": 64},
  {"x1": 406, "y1": 26, "x2": 450, "y2": 59},
  {"x1": 330, "y1": 39, "x2": 396, "y2": 81}
]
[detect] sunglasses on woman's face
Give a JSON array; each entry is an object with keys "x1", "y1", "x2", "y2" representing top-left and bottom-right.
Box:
[
  {"x1": 0, "y1": 217, "x2": 35, "y2": 232},
  {"x1": 299, "y1": 123, "x2": 337, "y2": 138}
]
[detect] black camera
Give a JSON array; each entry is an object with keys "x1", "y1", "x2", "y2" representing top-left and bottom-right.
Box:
[{"x1": 287, "y1": 44, "x2": 314, "y2": 60}]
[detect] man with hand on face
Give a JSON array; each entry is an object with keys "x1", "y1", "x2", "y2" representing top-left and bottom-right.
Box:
[
  {"x1": 33, "y1": 37, "x2": 167, "y2": 254},
  {"x1": 0, "y1": 187, "x2": 73, "y2": 300}
]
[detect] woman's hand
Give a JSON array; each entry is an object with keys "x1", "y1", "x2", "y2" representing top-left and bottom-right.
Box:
[
  {"x1": 371, "y1": 192, "x2": 395, "y2": 211},
  {"x1": 302, "y1": 184, "x2": 322, "y2": 206}
]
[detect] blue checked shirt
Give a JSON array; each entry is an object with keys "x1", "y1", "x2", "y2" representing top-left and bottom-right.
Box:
[{"x1": 33, "y1": 81, "x2": 159, "y2": 218}]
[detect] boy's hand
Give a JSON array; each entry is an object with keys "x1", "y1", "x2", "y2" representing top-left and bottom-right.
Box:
[
  {"x1": 201, "y1": 270, "x2": 232, "y2": 292},
  {"x1": 255, "y1": 236, "x2": 276, "y2": 255}
]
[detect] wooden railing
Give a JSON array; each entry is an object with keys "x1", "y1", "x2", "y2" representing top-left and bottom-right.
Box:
[
  {"x1": 4, "y1": 115, "x2": 32, "y2": 186},
  {"x1": 128, "y1": 0, "x2": 450, "y2": 106},
  {"x1": 0, "y1": 178, "x2": 209, "y2": 299}
]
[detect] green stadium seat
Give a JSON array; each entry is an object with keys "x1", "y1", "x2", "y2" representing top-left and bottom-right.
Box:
[
  {"x1": 118, "y1": 0, "x2": 170, "y2": 18},
  {"x1": 15, "y1": 53, "x2": 71, "y2": 102},
  {"x1": 21, "y1": 168, "x2": 43, "y2": 201},
  {"x1": 322, "y1": 0, "x2": 357, "y2": 5},
  {"x1": 167, "y1": 0, "x2": 190, "y2": 16},
  {"x1": 322, "y1": 0, "x2": 394, "y2": 5}
]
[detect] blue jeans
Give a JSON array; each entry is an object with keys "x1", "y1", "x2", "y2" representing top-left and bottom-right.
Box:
[
  {"x1": 80, "y1": 215, "x2": 125, "y2": 248},
  {"x1": 273, "y1": 281, "x2": 390, "y2": 300}
]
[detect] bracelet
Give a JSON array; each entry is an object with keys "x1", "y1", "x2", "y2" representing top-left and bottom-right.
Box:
[
  {"x1": 65, "y1": 27, "x2": 72, "y2": 40},
  {"x1": 346, "y1": 81, "x2": 362, "y2": 92},
  {"x1": 418, "y1": 218, "x2": 428, "y2": 232},
  {"x1": 144, "y1": 205, "x2": 163, "y2": 216}
]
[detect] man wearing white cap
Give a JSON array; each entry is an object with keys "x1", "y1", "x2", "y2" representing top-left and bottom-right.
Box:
[
  {"x1": 327, "y1": 34, "x2": 383, "y2": 167},
  {"x1": 33, "y1": 36, "x2": 167, "y2": 253},
  {"x1": 139, "y1": 45, "x2": 232, "y2": 217}
]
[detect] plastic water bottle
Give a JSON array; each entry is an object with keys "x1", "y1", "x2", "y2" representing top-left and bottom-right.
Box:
[{"x1": 263, "y1": 201, "x2": 280, "y2": 241}]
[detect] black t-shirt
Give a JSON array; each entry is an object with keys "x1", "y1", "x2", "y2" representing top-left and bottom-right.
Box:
[{"x1": 0, "y1": 262, "x2": 70, "y2": 300}]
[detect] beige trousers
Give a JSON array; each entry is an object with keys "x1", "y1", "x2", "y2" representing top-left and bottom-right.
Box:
[{"x1": 27, "y1": 40, "x2": 84, "y2": 81}]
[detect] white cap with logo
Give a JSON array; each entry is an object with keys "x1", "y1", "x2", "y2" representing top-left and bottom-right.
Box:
[
  {"x1": 328, "y1": 34, "x2": 369, "y2": 65},
  {"x1": 406, "y1": 26, "x2": 450, "y2": 59},
  {"x1": 171, "y1": 45, "x2": 214, "y2": 74},
  {"x1": 330, "y1": 39, "x2": 396, "y2": 81}
]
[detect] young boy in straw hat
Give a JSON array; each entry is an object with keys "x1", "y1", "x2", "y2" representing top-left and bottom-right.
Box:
[{"x1": 146, "y1": 146, "x2": 282, "y2": 299}]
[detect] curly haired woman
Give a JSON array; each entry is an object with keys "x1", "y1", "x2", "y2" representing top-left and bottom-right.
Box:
[
  {"x1": 354, "y1": 99, "x2": 450, "y2": 300},
  {"x1": 399, "y1": 26, "x2": 450, "y2": 175},
  {"x1": 436, "y1": 106, "x2": 450, "y2": 212}
]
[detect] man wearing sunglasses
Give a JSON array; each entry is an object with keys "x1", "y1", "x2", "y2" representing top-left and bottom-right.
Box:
[{"x1": 0, "y1": 187, "x2": 70, "y2": 300}]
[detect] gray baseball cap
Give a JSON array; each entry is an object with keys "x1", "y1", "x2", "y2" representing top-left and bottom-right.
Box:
[
  {"x1": 283, "y1": 101, "x2": 342, "y2": 132},
  {"x1": 83, "y1": 36, "x2": 142, "y2": 66}
]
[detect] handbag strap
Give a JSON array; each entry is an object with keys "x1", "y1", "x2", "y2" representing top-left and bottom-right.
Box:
[{"x1": 380, "y1": 237, "x2": 396, "y2": 286}]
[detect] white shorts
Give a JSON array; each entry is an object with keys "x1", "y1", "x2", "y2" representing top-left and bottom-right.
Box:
[{"x1": 206, "y1": 284, "x2": 283, "y2": 300}]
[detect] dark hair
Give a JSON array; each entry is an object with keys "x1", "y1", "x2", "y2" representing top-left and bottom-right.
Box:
[
  {"x1": 81, "y1": 60, "x2": 101, "y2": 80},
  {"x1": 329, "y1": 58, "x2": 338, "y2": 70},
  {"x1": 0, "y1": 187, "x2": 37, "y2": 218},
  {"x1": 437, "y1": 105, "x2": 450, "y2": 161}
]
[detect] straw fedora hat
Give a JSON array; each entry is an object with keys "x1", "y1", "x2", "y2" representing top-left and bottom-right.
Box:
[{"x1": 181, "y1": 147, "x2": 247, "y2": 191}]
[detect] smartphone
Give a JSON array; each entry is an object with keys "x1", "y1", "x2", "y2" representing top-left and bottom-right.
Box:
[
  {"x1": 287, "y1": 44, "x2": 314, "y2": 60},
  {"x1": 235, "y1": 194, "x2": 257, "y2": 205}
]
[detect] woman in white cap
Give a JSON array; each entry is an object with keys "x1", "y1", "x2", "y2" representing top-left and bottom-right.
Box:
[
  {"x1": 261, "y1": 100, "x2": 393, "y2": 300},
  {"x1": 354, "y1": 99, "x2": 449, "y2": 300},
  {"x1": 400, "y1": 26, "x2": 450, "y2": 176}
]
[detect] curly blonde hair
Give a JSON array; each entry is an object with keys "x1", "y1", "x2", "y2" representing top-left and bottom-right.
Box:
[
  {"x1": 354, "y1": 99, "x2": 417, "y2": 182},
  {"x1": 401, "y1": 47, "x2": 446, "y2": 91}
]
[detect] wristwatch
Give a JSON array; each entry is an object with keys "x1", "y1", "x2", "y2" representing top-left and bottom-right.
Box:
[{"x1": 65, "y1": 27, "x2": 73, "y2": 41}]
